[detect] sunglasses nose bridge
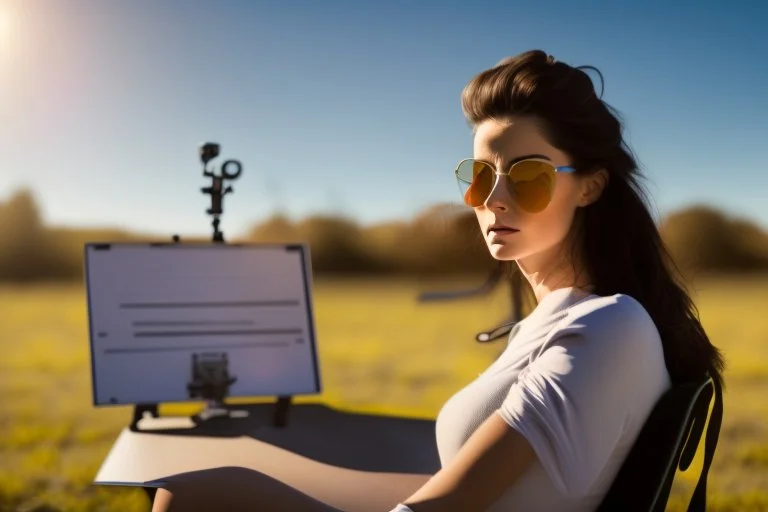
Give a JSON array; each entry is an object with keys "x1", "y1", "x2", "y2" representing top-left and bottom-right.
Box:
[{"x1": 483, "y1": 171, "x2": 515, "y2": 207}]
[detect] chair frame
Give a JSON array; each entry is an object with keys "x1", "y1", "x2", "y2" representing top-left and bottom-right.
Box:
[{"x1": 596, "y1": 376, "x2": 722, "y2": 511}]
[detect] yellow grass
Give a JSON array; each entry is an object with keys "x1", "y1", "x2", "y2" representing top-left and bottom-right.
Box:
[{"x1": 1, "y1": 276, "x2": 767, "y2": 511}]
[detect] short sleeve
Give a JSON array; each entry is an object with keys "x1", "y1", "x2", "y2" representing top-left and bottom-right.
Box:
[{"x1": 496, "y1": 307, "x2": 660, "y2": 498}]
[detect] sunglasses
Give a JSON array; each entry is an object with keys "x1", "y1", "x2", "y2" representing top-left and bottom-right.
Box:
[{"x1": 455, "y1": 158, "x2": 576, "y2": 213}]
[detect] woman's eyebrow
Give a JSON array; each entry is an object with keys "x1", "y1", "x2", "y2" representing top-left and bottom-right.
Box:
[{"x1": 504, "y1": 153, "x2": 551, "y2": 168}]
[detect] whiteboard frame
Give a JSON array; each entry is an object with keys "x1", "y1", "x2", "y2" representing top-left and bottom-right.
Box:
[{"x1": 83, "y1": 241, "x2": 322, "y2": 407}]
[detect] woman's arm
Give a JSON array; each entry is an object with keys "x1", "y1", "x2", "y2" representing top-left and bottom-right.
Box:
[
  {"x1": 152, "y1": 413, "x2": 534, "y2": 512},
  {"x1": 400, "y1": 412, "x2": 535, "y2": 512},
  {"x1": 152, "y1": 466, "x2": 344, "y2": 512}
]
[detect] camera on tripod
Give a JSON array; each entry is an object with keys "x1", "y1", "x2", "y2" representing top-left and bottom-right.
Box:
[{"x1": 199, "y1": 142, "x2": 243, "y2": 242}]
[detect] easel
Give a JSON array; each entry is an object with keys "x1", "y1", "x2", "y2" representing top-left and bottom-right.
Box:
[{"x1": 129, "y1": 142, "x2": 293, "y2": 432}]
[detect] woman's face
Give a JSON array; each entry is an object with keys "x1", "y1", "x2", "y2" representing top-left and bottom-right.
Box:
[{"x1": 472, "y1": 116, "x2": 589, "y2": 271}]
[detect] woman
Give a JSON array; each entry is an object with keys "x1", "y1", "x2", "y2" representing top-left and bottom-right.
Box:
[{"x1": 152, "y1": 50, "x2": 724, "y2": 512}]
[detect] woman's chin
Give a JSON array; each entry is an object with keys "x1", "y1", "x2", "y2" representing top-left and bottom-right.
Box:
[{"x1": 488, "y1": 243, "x2": 521, "y2": 261}]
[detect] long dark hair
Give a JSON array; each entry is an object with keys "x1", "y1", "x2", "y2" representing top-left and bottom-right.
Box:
[{"x1": 461, "y1": 50, "x2": 725, "y2": 389}]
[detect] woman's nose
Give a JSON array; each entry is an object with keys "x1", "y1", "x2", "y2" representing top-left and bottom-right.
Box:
[{"x1": 484, "y1": 173, "x2": 515, "y2": 210}]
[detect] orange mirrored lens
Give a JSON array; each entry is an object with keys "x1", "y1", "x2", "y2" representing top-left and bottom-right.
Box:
[
  {"x1": 459, "y1": 161, "x2": 494, "y2": 207},
  {"x1": 509, "y1": 160, "x2": 555, "y2": 213}
]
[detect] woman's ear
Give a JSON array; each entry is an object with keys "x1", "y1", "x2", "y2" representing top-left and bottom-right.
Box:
[{"x1": 578, "y1": 169, "x2": 609, "y2": 207}]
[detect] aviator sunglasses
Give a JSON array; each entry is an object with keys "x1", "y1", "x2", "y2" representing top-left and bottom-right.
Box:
[{"x1": 455, "y1": 158, "x2": 576, "y2": 213}]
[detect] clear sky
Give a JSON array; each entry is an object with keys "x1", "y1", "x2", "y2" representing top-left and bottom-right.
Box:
[{"x1": 1, "y1": 0, "x2": 766, "y2": 239}]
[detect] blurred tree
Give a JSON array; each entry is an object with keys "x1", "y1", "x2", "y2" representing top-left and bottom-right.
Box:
[
  {"x1": 392, "y1": 203, "x2": 494, "y2": 275},
  {"x1": 247, "y1": 213, "x2": 300, "y2": 244},
  {"x1": 0, "y1": 189, "x2": 52, "y2": 281},
  {"x1": 660, "y1": 205, "x2": 768, "y2": 276},
  {"x1": 294, "y1": 215, "x2": 376, "y2": 274}
]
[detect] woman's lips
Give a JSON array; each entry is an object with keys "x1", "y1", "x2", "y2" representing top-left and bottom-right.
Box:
[
  {"x1": 488, "y1": 227, "x2": 519, "y2": 239},
  {"x1": 487, "y1": 221, "x2": 518, "y2": 232}
]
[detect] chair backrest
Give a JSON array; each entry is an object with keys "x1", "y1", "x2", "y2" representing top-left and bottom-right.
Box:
[{"x1": 596, "y1": 375, "x2": 723, "y2": 512}]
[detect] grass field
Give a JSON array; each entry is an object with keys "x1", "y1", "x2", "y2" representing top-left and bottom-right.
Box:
[{"x1": 1, "y1": 276, "x2": 767, "y2": 511}]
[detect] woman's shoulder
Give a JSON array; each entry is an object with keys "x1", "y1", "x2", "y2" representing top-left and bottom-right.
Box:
[{"x1": 555, "y1": 291, "x2": 662, "y2": 354}]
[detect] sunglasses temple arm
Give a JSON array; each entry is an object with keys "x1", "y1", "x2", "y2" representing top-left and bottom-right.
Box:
[{"x1": 476, "y1": 320, "x2": 518, "y2": 343}]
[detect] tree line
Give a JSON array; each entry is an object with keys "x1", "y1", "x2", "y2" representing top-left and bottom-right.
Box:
[{"x1": 1, "y1": 188, "x2": 767, "y2": 283}]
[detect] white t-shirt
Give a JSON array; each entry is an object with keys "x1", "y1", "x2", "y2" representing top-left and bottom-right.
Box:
[{"x1": 434, "y1": 286, "x2": 671, "y2": 512}]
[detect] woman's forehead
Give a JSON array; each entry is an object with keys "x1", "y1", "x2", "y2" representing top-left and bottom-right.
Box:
[{"x1": 473, "y1": 118, "x2": 564, "y2": 164}]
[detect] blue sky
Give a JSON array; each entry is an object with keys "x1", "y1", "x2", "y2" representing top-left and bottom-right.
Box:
[{"x1": 1, "y1": 0, "x2": 766, "y2": 239}]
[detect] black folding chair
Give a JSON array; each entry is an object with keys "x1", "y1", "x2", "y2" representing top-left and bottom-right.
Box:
[{"x1": 597, "y1": 375, "x2": 723, "y2": 512}]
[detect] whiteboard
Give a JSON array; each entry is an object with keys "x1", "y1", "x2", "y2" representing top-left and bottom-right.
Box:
[{"x1": 84, "y1": 243, "x2": 321, "y2": 406}]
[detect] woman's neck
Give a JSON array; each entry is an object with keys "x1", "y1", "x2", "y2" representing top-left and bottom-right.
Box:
[{"x1": 516, "y1": 249, "x2": 594, "y2": 304}]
